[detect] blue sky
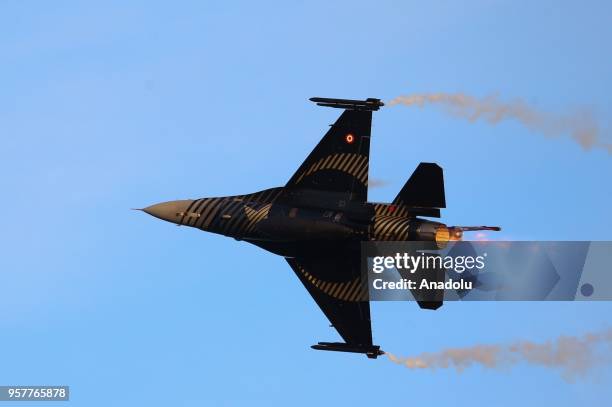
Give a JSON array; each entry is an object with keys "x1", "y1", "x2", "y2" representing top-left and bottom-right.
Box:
[{"x1": 1, "y1": 1, "x2": 611, "y2": 405}]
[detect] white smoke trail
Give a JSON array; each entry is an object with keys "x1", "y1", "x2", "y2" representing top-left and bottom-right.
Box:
[
  {"x1": 387, "y1": 93, "x2": 611, "y2": 154},
  {"x1": 386, "y1": 329, "x2": 612, "y2": 380}
]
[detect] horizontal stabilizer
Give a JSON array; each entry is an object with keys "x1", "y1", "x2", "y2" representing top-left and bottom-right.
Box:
[
  {"x1": 394, "y1": 163, "x2": 446, "y2": 209},
  {"x1": 311, "y1": 342, "x2": 384, "y2": 359},
  {"x1": 310, "y1": 97, "x2": 384, "y2": 111}
]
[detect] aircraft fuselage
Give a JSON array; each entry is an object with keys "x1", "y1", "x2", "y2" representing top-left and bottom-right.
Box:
[{"x1": 143, "y1": 187, "x2": 450, "y2": 257}]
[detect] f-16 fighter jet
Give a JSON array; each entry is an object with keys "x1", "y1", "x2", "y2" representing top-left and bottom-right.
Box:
[{"x1": 140, "y1": 97, "x2": 499, "y2": 359}]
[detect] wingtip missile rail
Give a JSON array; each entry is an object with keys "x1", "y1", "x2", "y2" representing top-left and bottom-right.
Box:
[
  {"x1": 309, "y1": 97, "x2": 384, "y2": 111},
  {"x1": 311, "y1": 342, "x2": 385, "y2": 359}
]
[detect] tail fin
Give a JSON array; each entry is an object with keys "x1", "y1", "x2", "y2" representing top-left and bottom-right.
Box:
[{"x1": 393, "y1": 163, "x2": 446, "y2": 209}]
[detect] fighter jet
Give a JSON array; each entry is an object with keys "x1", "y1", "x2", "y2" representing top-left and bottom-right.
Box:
[{"x1": 140, "y1": 97, "x2": 499, "y2": 359}]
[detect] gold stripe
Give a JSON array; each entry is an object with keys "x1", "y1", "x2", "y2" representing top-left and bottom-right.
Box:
[
  {"x1": 185, "y1": 199, "x2": 203, "y2": 226},
  {"x1": 220, "y1": 202, "x2": 242, "y2": 233},
  {"x1": 355, "y1": 286, "x2": 368, "y2": 302},
  {"x1": 294, "y1": 153, "x2": 368, "y2": 186},
  {"x1": 194, "y1": 199, "x2": 212, "y2": 228},
  {"x1": 199, "y1": 198, "x2": 220, "y2": 227},
  {"x1": 245, "y1": 203, "x2": 271, "y2": 232},
  {"x1": 380, "y1": 217, "x2": 403, "y2": 238},
  {"x1": 345, "y1": 156, "x2": 361, "y2": 176},
  {"x1": 377, "y1": 217, "x2": 395, "y2": 236},
  {"x1": 311, "y1": 155, "x2": 327, "y2": 174},
  {"x1": 336, "y1": 282, "x2": 351, "y2": 300},
  {"x1": 219, "y1": 200, "x2": 243, "y2": 233},
  {"x1": 343, "y1": 279, "x2": 359, "y2": 301},
  {"x1": 325, "y1": 154, "x2": 341, "y2": 171},
  {"x1": 348, "y1": 280, "x2": 363, "y2": 302},
  {"x1": 341, "y1": 154, "x2": 356, "y2": 173},
  {"x1": 358, "y1": 163, "x2": 368, "y2": 184},
  {"x1": 329, "y1": 282, "x2": 342, "y2": 297},
  {"x1": 201, "y1": 199, "x2": 222, "y2": 229},
  {"x1": 337, "y1": 154, "x2": 351, "y2": 171},
  {"x1": 317, "y1": 154, "x2": 331, "y2": 171}
]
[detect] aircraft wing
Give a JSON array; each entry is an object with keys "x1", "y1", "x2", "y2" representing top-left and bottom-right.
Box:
[
  {"x1": 284, "y1": 107, "x2": 373, "y2": 203},
  {"x1": 285, "y1": 254, "x2": 382, "y2": 358}
]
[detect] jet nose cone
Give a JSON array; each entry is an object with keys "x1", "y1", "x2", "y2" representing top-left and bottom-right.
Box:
[{"x1": 142, "y1": 200, "x2": 194, "y2": 224}]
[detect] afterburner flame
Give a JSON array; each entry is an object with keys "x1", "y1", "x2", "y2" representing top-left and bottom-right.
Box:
[{"x1": 434, "y1": 225, "x2": 451, "y2": 248}]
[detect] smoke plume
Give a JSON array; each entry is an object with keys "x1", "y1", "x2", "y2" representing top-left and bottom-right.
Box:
[
  {"x1": 386, "y1": 329, "x2": 612, "y2": 380},
  {"x1": 368, "y1": 178, "x2": 388, "y2": 188},
  {"x1": 387, "y1": 93, "x2": 611, "y2": 154}
]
